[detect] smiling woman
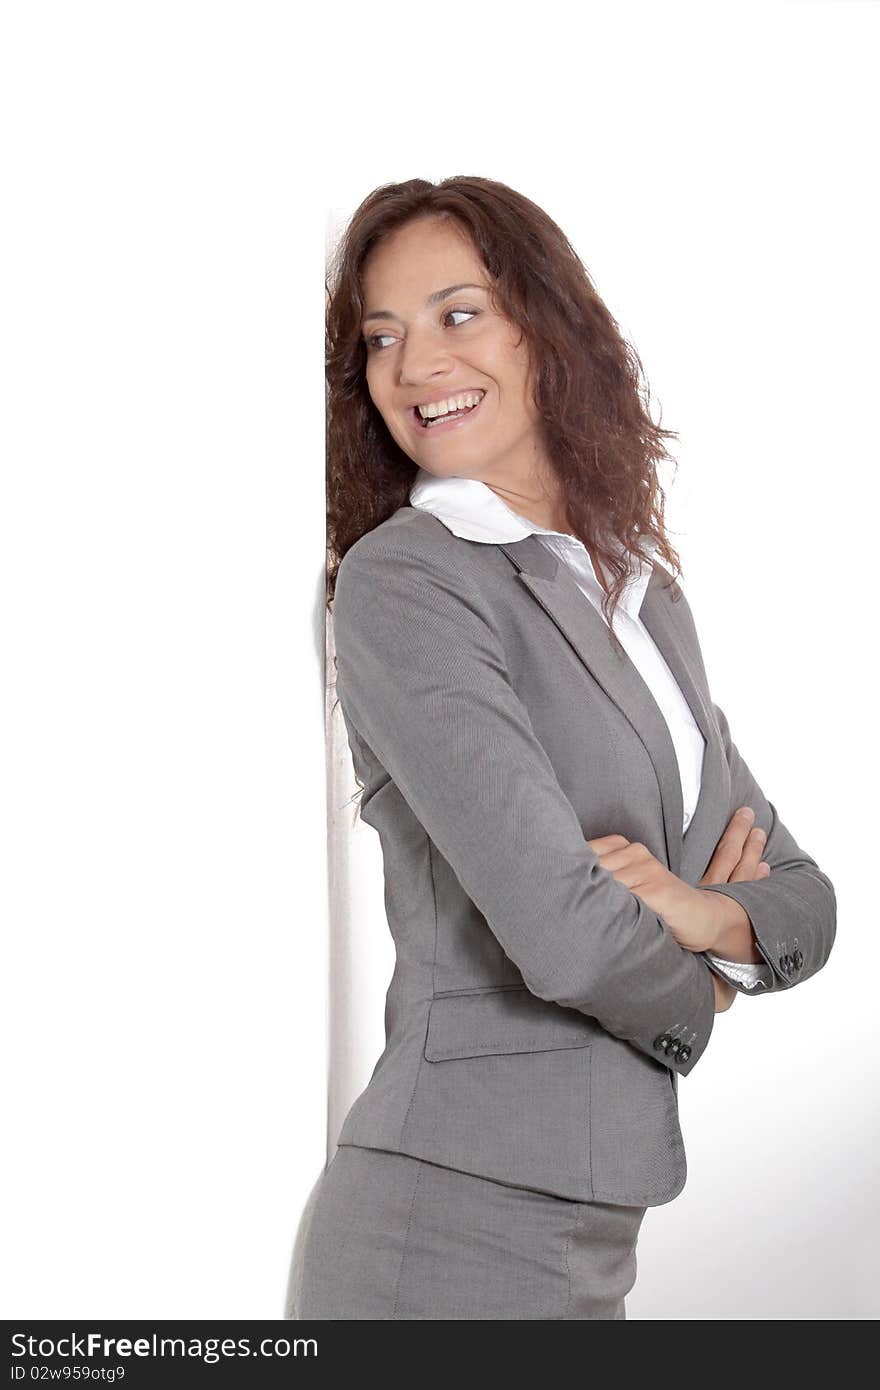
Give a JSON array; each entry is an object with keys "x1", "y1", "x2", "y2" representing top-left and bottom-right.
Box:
[
  {"x1": 359, "y1": 218, "x2": 555, "y2": 514},
  {"x1": 290, "y1": 175, "x2": 838, "y2": 1321},
  {"x1": 325, "y1": 178, "x2": 695, "y2": 637}
]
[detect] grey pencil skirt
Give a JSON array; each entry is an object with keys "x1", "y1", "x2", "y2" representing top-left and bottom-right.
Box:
[{"x1": 285, "y1": 1143, "x2": 647, "y2": 1320}]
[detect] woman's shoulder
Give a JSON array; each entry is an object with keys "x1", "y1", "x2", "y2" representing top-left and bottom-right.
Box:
[
  {"x1": 333, "y1": 506, "x2": 492, "y2": 638},
  {"x1": 336, "y1": 505, "x2": 469, "y2": 582}
]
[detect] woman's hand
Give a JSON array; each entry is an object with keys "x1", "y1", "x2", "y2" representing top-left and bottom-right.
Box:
[
  {"x1": 699, "y1": 805, "x2": 771, "y2": 886},
  {"x1": 584, "y1": 834, "x2": 723, "y2": 952},
  {"x1": 584, "y1": 806, "x2": 772, "y2": 955},
  {"x1": 585, "y1": 806, "x2": 771, "y2": 1002}
]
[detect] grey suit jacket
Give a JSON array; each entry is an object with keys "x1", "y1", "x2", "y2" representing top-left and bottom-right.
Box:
[{"x1": 330, "y1": 507, "x2": 836, "y2": 1205}]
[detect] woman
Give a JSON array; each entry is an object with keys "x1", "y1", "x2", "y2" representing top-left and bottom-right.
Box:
[{"x1": 286, "y1": 177, "x2": 836, "y2": 1320}]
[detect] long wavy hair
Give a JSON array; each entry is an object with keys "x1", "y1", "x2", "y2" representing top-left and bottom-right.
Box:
[{"x1": 326, "y1": 175, "x2": 684, "y2": 659}]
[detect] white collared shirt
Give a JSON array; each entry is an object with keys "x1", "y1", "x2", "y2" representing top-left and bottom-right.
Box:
[{"x1": 408, "y1": 467, "x2": 772, "y2": 992}]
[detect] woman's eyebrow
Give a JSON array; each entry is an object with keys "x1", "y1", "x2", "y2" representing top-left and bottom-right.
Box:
[{"x1": 362, "y1": 283, "x2": 487, "y2": 325}]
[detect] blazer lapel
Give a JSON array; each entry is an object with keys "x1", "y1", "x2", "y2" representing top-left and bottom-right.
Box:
[
  {"x1": 498, "y1": 536, "x2": 728, "y2": 881},
  {"x1": 638, "y1": 568, "x2": 730, "y2": 881}
]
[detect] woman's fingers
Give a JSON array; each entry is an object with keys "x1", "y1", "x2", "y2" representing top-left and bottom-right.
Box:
[
  {"x1": 584, "y1": 834, "x2": 630, "y2": 855},
  {"x1": 586, "y1": 819, "x2": 772, "y2": 892},
  {"x1": 700, "y1": 806, "x2": 761, "y2": 885},
  {"x1": 585, "y1": 836, "x2": 642, "y2": 882},
  {"x1": 728, "y1": 825, "x2": 768, "y2": 881}
]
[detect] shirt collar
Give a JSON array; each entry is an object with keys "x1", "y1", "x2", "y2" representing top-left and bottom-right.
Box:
[{"x1": 408, "y1": 467, "x2": 657, "y2": 618}]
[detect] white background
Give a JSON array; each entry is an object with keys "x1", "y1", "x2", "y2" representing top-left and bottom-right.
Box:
[{"x1": 2, "y1": 0, "x2": 877, "y2": 1319}]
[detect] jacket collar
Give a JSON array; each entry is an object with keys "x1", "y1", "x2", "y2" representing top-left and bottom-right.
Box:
[{"x1": 408, "y1": 467, "x2": 654, "y2": 619}]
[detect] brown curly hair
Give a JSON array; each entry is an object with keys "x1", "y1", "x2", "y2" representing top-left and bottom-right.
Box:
[{"x1": 326, "y1": 174, "x2": 684, "y2": 657}]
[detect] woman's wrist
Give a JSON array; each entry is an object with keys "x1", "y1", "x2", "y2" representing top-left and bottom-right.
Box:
[
  {"x1": 702, "y1": 888, "x2": 764, "y2": 963},
  {"x1": 711, "y1": 971, "x2": 737, "y2": 1012}
]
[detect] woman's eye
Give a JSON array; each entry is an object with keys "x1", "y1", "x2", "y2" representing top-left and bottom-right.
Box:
[
  {"x1": 364, "y1": 306, "x2": 479, "y2": 352},
  {"x1": 444, "y1": 306, "x2": 479, "y2": 327}
]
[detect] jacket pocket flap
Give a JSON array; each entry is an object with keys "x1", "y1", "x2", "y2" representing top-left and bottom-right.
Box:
[{"x1": 424, "y1": 985, "x2": 598, "y2": 1061}]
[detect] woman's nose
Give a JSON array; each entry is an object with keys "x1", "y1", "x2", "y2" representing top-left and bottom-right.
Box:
[{"x1": 397, "y1": 331, "x2": 455, "y2": 384}]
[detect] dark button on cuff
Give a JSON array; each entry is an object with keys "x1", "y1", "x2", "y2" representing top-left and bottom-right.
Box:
[
  {"x1": 677, "y1": 1044, "x2": 692, "y2": 1063},
  {"x1": 653, "y1": 1033, "x2": 672, "y2": 1053}
]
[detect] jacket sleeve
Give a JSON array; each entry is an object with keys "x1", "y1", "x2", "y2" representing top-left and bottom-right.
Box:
[
  {"x1": 332, "y1": 531, "x2": 718, "y2": 1077},
  {"x1": 698, "y1": 701, "x2": 837, "y2": 993}
]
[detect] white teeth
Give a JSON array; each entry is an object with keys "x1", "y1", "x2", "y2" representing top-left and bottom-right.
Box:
[{"x1": 417, "y1": 390, "x2": 485, "y2": 419}]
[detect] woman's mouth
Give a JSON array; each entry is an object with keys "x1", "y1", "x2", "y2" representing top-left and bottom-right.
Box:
[{"x1": 409, "y1": 390, "x2": 487, "y2": 435}]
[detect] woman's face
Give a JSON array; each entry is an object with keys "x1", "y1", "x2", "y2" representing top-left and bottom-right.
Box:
[{"x1": 360, "y1": 217, "x2": 547, "y2": 489}]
